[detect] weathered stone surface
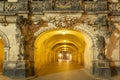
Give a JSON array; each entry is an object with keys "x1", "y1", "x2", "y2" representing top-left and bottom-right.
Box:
[{"x1": 0, "y1": 0, "x2": 119, "y2": 79}]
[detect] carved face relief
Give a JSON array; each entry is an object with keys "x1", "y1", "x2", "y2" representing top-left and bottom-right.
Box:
[{"x1": 55, "y1": 0, "x2": 71, "y2": 9}]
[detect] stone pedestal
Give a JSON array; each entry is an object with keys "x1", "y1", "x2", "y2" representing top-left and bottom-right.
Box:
[
  {"x1": 116, "y1": 66, "x2": 120, "y2": 75},
  {"x1": 3, "y1": 61, "x2": 16, "y2": 77},
  {"x1": 3, "y1": 61, "x2": 26, "y2": 78},
  {"x1": 92, "y1": 61, "x2": 111, "y2": 78},
  {"x1": 15, "y1": 61, "x2": 26, "y2": 78}
]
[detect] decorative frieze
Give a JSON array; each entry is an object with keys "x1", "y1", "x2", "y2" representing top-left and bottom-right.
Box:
[
  {"x1": 5, "y1": 2, "x2": 18, "y2": 12},
  {"x1": 48, "y1": 16, "x2": 81, "y2": 28},
  {"x1": 32, "y1": 1, "x2": 44, "y2": 14},
  {"x1": 55, "y1": 0, "x2": 72, "y2": 10},
  {"x1": 44, "y1": 0, "x2": 83, "y2": 11},
  {"x1": 18, "y1": 2, "x2": 28, "y2": 13},
  {"x1": 0, "y1": 0, "x2": 120, "y2": 15},
  {"x1": 85, "y1": 1, "x2": 108, "y2": 13},
  {"x1": 109, "y1": 2, "x2": 120, "y2": 15},
  {"x1": 0, "y1": 1, "x2": 28, "y2": 15},
  {"x1": 0, "y1": 2, "x2": 4, "y2": 12},
  {"x1": 44, "y1": 0, "x2": 52, "y2": 10}
]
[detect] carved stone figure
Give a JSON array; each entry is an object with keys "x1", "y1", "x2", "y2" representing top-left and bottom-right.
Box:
[
  {"x1": 96, "y1": 35, "x2": 105, "y2": 53},
  {"x1": 55, "y1": 0, "x2": 71, "y2": 9},
  {"x1": 106, "y1": 21, "x2": 115, "y2": 37}
]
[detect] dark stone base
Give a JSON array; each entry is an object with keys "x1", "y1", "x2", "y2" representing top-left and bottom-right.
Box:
[
  {"x1": 3, "y1": 61, "x2": 26, "y2": 78},
  {"x1": 93, "y1": 67, "x2": 111, "y2": 78},
  {"x1": 3, "y1": 69, "x2": 26, "y2": 78},
  {"x1": 15, "y1": 69, "x2": 26, "y2": 78},
  {"x1": 110, "y1": 66, "x2": 120, "y2": 76},
  {"x1": 116, "y1": 67, "x2": 120, "y2": 74},
  {"x1": 3, "y1": 69, "x2": 16, "y2": 78}
]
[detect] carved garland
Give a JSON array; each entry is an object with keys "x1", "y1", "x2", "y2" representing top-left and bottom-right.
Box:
[{"x1": 47, "y1": 16, "x2": 81, "y2": 28}]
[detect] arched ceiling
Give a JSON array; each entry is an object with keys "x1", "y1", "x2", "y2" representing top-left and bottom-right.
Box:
[
  {"x1": 34, "y1": 29, "x2": 88, "y2": 75},
  {"x1": 35, "y1": 29, "x2": 86, "y2": 52}
]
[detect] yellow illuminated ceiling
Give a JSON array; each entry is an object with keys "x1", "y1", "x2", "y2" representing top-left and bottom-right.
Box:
[
  {"x1": 35, "y1": 29, "x2": 86, "y2": 49},
  {"x1": 34, "y1": 29, "x2": 86, "y2": 75}
]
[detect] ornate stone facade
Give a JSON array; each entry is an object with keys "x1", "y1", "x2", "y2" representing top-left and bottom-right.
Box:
[{"x1": 0, "y1": 0, "x2": 119, "y2": 79}]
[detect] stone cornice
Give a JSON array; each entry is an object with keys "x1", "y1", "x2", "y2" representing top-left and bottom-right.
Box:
[{"x1": 0, "y1": 0, "x2": 119, "y2": 15}]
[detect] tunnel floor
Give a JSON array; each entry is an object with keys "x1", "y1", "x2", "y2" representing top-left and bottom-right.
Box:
[{"x1": 33, "y1": 61, "x2": 96, "y2": 80}]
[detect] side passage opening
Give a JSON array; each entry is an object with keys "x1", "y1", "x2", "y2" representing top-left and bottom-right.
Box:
[{"x1": 0, "y1": 38, "x2": 4, "y2": 73}]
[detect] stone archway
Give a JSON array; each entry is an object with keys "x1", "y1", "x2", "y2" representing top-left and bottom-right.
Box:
[
  {"x1": 34, "y1": 24, "x2": 97, "y2": 60},
  {"x1": 16, "y1": 16, "x2": 100, "y2": 76},
  {"x1": 0, "y1": 30, "x2": 10, "y2": 74},
  {"x1": 0, "y1": 38, "x2": 4, "y2": 73},
  {"x1": 34, "y1": 26, "x2": 95, "y2": 75}
]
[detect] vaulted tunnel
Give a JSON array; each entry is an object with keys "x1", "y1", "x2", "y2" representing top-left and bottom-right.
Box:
[{"x1": 34, "y1": 29, "x2": 93, "y2": 76}]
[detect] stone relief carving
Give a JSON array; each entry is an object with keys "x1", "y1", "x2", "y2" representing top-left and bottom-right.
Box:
[
  {"x1": 48, "y1": 16, "x2": 81, "y2": 28},
  {"x1": 106, "y1": 21, "x2": 115, "y2": 37},
  {"x1": 109, "y1": 3, "x2": 120, "y2": 12},
  {"x1": 0, "y1": 0, "x2": 120, "y2": 15},
  {"x1": 54, "y1": 0, "x2": 82, "y2": 10},
  {"x1": 19, "y1": 2, "x2": 28, "y2": 11},
  {"x1": 82, "y1": 16, "x2": 96, "y2": 26},
  {"x1": 32, "y1": 2, "x2": 44, "y2": 12},
  {"x1": 44, "y1": 0, "x2": 53, "y2": 10},
  {"x1": 85, "y1": 1, "x2": 107, "y2": 12},
  {"x1": 7, "y1": 2, "x2": 28, "y2": 12},
  {"x1": 55, "y1": 0, "x2": 72, "y2": 9},
  {"x1": 44, "y1": 0, "x2": 82, "y2": 11},
  {"x1": 97, "y1": 53, "x2": 109, "y2": 63},
  {"x1": 0, "y1": 2, "x2": 4, "y2": 12},
  {"x1": 5, "y1": 2, "x2": 18, "y2": 11},
  {"x1": 81, "y1": 15, "x2": 108, "y2": 36},
  {"x1": 0, "y1": 16, "x2": 8, "y2": 26},
  {"x1": 0, "y1": 1, "x2": 28, "y2": 14},
  {"x1": 96, "y1": 35, "x2": 105, "y2": 53},
  {"x1": 94, "y1": 15, "x2": 107, "y2": 27}
]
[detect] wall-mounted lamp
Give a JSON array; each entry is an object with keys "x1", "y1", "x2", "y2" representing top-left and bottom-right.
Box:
[{"x1": 61, "y1": 31, "x2": 66, "y2": 35}]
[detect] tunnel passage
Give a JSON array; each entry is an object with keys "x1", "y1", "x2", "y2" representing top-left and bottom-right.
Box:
[
  {"x1": 34, "y1": 29, "x2": 93, "y2": 76},
  {"x1": 0, "y1": 38, "x2": 4, "y2": 73}
]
